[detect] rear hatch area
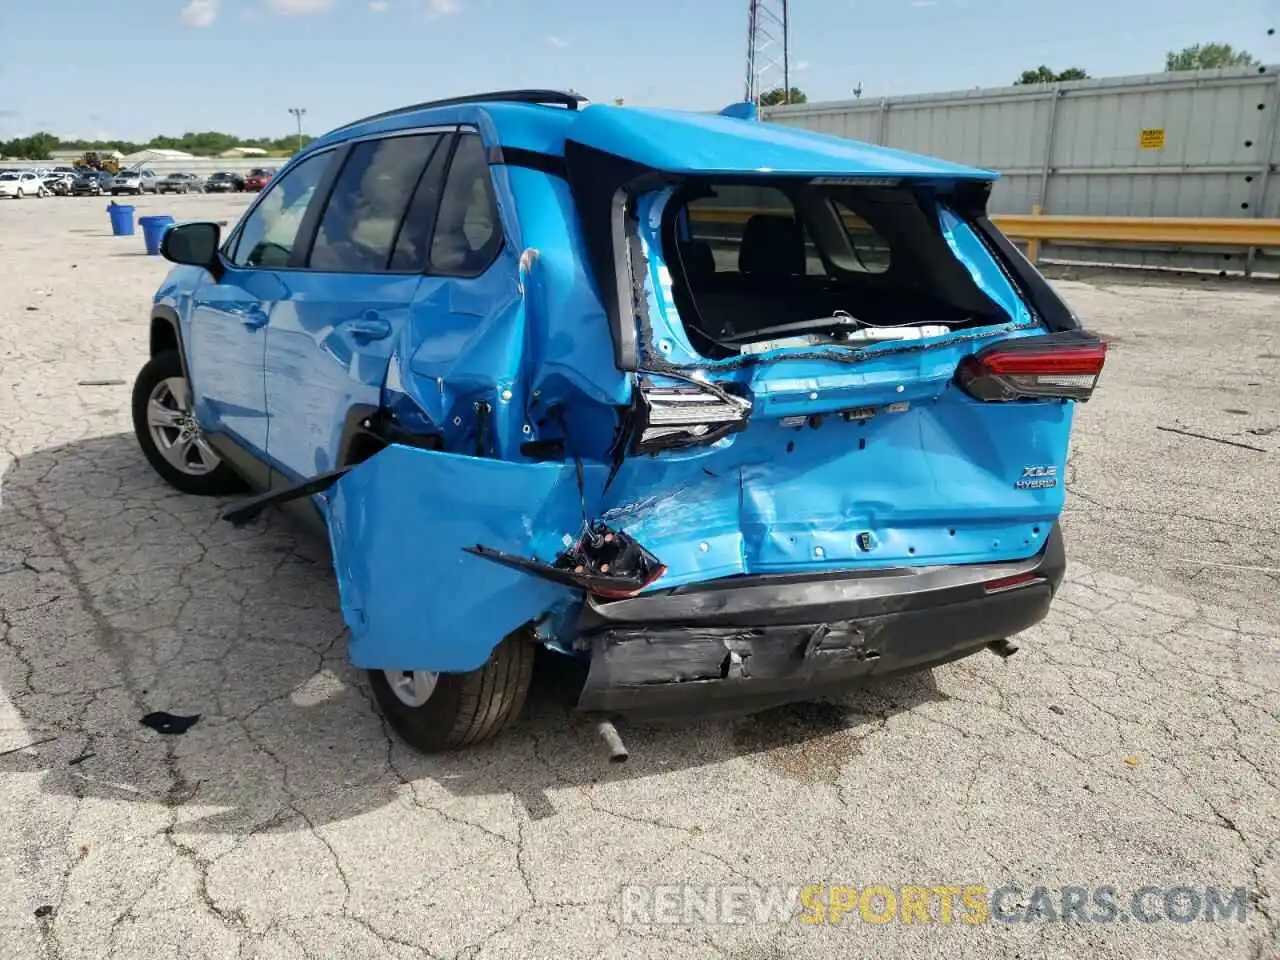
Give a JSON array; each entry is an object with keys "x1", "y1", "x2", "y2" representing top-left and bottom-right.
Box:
[{"x1": 594, "y1": 175, "x2": 1103, "y2": 583}]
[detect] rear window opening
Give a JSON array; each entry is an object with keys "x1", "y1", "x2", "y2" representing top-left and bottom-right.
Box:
[{"x1": 656, "y1": 181, "x2": 1021, "y2": 360}]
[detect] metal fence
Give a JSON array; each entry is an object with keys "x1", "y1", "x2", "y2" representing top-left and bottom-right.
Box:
[{"x1": 764, "y1": 66, "x2": 1280, "y2": 276}]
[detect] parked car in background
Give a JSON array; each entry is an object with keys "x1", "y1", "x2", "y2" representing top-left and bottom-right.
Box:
[
  {"x1": 111, "y1": 169, "x2": 158, "y2": 195},
  {"x1": 204, "y1": 171, "x2": 245, "y2": 193},
  {"x1": 243, "y1": 167, "x2": 276, "y2": 192},
  {"x1": 132, "y1": 89, "x2": 1107, "y2": 754},
  {"x1": 0, "y1": 171, "x2": 47, "y2": 198},
  {"x1": 43, "y1": 172, "x2": 76, "y2": 196},
  {"x1": 157, "y1": 172, "x2": 204, "y2": 195},
  {"x1": 71, "y1": 170, "x2": 116, "y2": 196}
]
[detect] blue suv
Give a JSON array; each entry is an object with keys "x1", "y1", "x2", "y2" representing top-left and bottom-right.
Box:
[{"x1": 132, "y1": 90, "x2": 1106, "y2": 753}]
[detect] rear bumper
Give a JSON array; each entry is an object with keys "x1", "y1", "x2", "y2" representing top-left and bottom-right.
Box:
[{"x1": 576, "y1": 523, "x2": 1066, "y2": 718}]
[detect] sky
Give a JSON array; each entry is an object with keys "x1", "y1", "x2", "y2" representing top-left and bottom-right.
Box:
[{"x1": 1, "y1": 0, "x2": 1277, "y2": 142}]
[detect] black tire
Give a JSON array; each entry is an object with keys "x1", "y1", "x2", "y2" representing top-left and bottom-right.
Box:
[
  {"x1": 369, "y1": 632, "x2": 536, "y2": 753},
  {"x1": 131, "y1": 349, "x2": 246, "y2": 497}
]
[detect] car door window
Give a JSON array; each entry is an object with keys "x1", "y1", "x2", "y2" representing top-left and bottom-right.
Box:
[
  {"x1": 309, "y1": 133, "x2": 445, "y2": 273},
  {"x1": 385, "y1": 134, "x2": 453, "y2": 272},
  {"x1": 229, "y1": 151, "x2": 333, "y2": 269},
  {"x1": 429, "y1": 134, "x2": 503, "y2": 276}
]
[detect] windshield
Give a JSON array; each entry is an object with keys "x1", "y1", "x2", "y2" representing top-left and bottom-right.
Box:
[
  {"x1": 248, "y1": 168, "x2": 269, "y2": 176},
  {"x1": 0, "y1": 174, "x2": 17, "y2": 181},
  {"x1": 211, "y1": 173, "x2": 232, "y2": 179}
]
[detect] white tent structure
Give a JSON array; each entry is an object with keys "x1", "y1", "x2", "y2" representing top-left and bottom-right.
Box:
[{"x1": 120, "y1": 147, "x2": 195, "y2": 164}]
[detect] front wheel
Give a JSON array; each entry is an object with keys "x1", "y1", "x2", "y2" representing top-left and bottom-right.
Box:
[
  {"x1": 131, "y1": 349, "x2": 246, "y2": 497},
  {"x1": 15, "y1": 189, "x2": 23, "y2": 199},
  {"x1": 369, "y1": 632, "x2": 536, "y2": 753}
]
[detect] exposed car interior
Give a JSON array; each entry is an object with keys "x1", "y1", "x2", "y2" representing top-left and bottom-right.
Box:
[{"x1": 661, "y1": 182, "x2": 1015, "y2": 359}]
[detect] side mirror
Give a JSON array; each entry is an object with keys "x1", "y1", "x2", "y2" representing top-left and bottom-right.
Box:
[{"x1": 161, "y1": 221, "x2": 224, "y2": 282}]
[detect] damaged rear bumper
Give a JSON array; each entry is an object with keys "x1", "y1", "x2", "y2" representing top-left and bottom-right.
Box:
[{"x1": 576, "y1": 524, "x2": 1066, "y2": 718}]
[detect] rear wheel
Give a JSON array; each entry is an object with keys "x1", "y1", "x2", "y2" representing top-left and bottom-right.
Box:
[
  {"x1": 131, "y1": 349, "x2": 246, "y2": 496},
  {"x1": 369, "y1": 632, "x2": 536, "y2": 753}
]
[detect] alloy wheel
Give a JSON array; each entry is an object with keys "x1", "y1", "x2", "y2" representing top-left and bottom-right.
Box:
[{"x1": 145, "y1": 376, "x2": 221, "y2": 476}]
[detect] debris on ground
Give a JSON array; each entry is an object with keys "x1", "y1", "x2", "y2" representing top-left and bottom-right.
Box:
[
  {"x1": 140, "y1": 712, "x2": 200, "y2": 735},
  {"x1": 1156, "y1": 425, "x2": 1267, "y2": 453}
]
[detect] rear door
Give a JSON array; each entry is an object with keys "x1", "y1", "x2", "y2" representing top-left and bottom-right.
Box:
[
  {"x1": 184, "y1": 149, "x2": 335, "y2": 454},
  {"x1": 262, "y1": 129, "x2": 453, "y2": 480}
]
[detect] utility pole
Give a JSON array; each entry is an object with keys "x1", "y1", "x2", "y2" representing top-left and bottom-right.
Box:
[
  {"x1": 745, "y1": 0, "x2": 790, "y2": 106},
  {"x1": 287, "y1": 107, "x2": 306, "y2": 153}
]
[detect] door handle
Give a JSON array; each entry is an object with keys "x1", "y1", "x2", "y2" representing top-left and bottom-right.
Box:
[{"x1": 343, "y1": 315, "x2": 392, "y2": 343}]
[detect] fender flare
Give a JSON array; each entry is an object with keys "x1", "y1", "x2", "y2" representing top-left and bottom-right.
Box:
[{"x1": 149, "y1": 305, "x2": 192, "y2": 381}]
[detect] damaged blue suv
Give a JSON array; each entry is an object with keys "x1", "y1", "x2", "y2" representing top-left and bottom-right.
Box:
[{"x1": 132, "y1": 90, "x2": 1105, "y2": 753}]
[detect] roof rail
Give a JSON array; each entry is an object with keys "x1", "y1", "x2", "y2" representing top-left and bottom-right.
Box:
[{"x1": 326, "y1": 89, "x2": 588, "y2": 136}]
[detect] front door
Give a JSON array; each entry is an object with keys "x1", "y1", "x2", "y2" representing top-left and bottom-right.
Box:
[
  {"x1": 185, "y1": 149, "x2": 336, "y2": 457},
  {"x1": 263, "y1": 130, "x2": 458, "y2": 479}
]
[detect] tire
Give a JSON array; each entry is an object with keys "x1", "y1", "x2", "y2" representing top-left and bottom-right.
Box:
[
  {"x1": 369, "y1": 632, "x2": 536, "y2": 753},
  {"x1": 131, "y1": 349, "x2": 246, "y2": 497},
  {"x1": 15, "y1": 189, "x2": 23, "y2": 199}
]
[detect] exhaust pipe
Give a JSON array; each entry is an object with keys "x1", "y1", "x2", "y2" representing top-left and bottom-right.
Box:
[{"x1": 596, "y1": 720, "x2": 629, "y2": 763}]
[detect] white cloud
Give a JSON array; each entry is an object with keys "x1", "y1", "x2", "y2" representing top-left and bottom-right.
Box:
[
  {"x1": 424, "y1": 0, "x2": 459, "y2": 16},
  {"x1": 909, "y1": 0, "x2": 939, "y2": 6},
  {"x1": 545, "y1": 34, "x2": 569, "y2": 48},
  {"x1": 267, "y1": 0, "x2": 333, "y2": 15},
  {"x1": 369, "y1": 0, "x2": 389, "y2": 9},
  {"x1": 180, "y1": 0, "x2": 218, "y2": 27},
  {"x1": 794, "y1": 60, "x2": 810, "y2": 72}
]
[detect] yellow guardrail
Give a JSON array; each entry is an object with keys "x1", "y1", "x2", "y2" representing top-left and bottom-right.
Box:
[
  {"x1": 690, "y1": 206, "x2": 1280, "y2": 266},
  {"x1": 996, "y1": 208, "x2": 1280, "y2": 263}
]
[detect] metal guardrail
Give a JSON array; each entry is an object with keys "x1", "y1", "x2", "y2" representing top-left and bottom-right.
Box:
[
  {"x1": 690, "y1": 206, "x2": 1280, "y2": 271},
  {"x1": 993, "y1": 210, "x2": 1280, "y2": 265}
]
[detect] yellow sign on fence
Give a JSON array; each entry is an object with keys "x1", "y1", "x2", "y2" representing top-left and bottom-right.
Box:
[{"x1": 1139, "y1": 128, "x2": 1166, "y2": 150}]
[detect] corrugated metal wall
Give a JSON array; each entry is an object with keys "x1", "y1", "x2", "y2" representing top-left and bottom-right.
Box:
[{"x1": 765, "y1": 66, "x2": 1280, "y2": 276}]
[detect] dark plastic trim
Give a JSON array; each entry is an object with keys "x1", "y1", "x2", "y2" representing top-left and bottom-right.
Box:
[{"x1": 575, "y1": 525, "x2": 1066, "y2": 717}]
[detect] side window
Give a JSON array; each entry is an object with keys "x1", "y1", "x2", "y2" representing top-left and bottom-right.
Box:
[
  {"x1": 429, "y1": 134, "x2": 502, "y2": 276},
  {"x1": 309, "y1": 133, "x2": 445, "y2": 273},
  {"x1": 229, "y1": 151, "x2": 332, "y2": 269},
  {"x1": 387, "y1": 135, "x2": 452, "y2": 272},
  {"x1": 831, "y1": 199, "x2": 891, "y2": 274}
]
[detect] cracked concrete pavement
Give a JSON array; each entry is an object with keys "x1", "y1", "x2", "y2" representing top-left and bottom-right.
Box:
[{"x1": 0, "y1": 196, "x2": 1277, "y2": 959}]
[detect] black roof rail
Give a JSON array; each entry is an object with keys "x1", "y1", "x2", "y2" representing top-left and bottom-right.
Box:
[{"x1": 326, "y1": 90, "x2": 588, "y2": 137}]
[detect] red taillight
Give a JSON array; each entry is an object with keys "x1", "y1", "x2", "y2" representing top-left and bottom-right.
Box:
[
  {"x1": 980, "y1": 343, "x2": 1107, "y2": 376},
  {"x1": 959, "y1": 331, "x2": 1107, "y2": 402},
  {"x1": 982, "y1": 572, "x2": 1045, "y2": 594}
]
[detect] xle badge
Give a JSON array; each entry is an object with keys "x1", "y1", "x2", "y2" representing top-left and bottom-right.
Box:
[{"x1": 1016, "y1": 465, "x2": 1059, "y2": 490}]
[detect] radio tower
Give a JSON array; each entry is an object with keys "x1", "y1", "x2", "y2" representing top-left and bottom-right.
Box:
[{"x1": 745, "y1": 0, "x2": 790, "y2": 106}]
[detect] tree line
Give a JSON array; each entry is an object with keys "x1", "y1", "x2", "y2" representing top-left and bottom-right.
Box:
[
  {"x1": 4, "y1": 41, "x2": 1265, "y2": 156},
  {"x1": 1, "y1": 130, "x2": 315, "y2": 162},
  {"x1": 1014, "y1": 41, "x2": 1260, "y2": 85},
  {"x1": 757, "y1": 41, "x2": 1262, "y2": 106}
]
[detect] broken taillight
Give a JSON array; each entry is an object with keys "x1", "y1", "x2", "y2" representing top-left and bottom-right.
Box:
[
  {"x1": 464, "y1": 524, "x2": 666, "y2": 600},
  {"x1": 632, "y1": 381, "x2": 751, "y2": 454},
  {"x1": 958, "y1": 331, "x2": 1107, "y2": 403}
]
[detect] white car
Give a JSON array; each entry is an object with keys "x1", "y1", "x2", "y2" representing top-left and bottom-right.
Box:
[{"x1": 0, "y1": 171, "x2": 48, "y2": 199}]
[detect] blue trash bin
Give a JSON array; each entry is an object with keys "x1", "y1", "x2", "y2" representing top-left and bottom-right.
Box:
[
  {"x1": 139, "y1": 215, "x2": 175, "y2": 256},
  {"x1": 107, "y1": 203, "x2": 136, "y2": 237}
]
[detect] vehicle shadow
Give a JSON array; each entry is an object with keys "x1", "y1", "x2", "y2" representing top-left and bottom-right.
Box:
[{"x1": 0, "y1": 432, "x2": 948, "y2": 838}]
